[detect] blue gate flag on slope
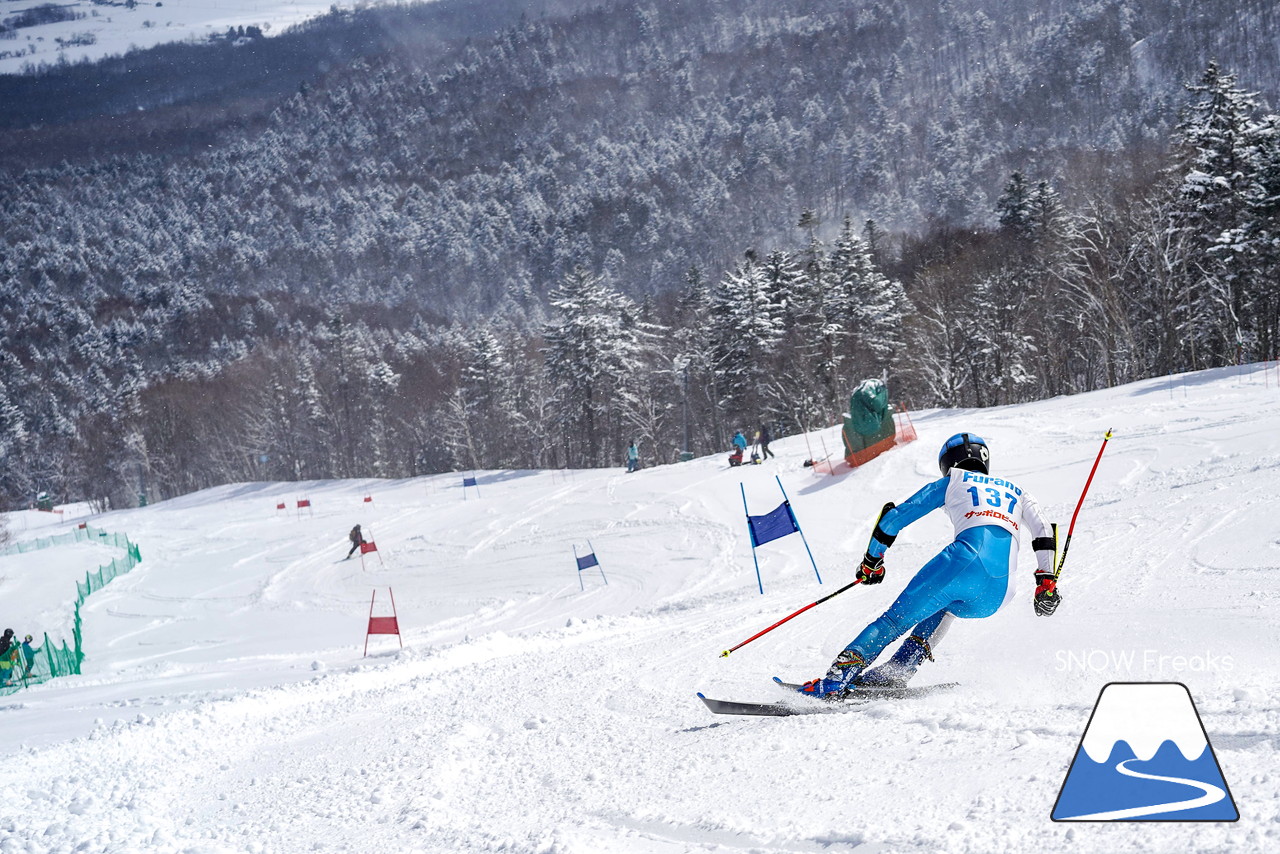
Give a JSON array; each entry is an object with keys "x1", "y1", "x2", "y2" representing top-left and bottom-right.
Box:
[
  {"x1": 573, "y1": 541, "x2": 607, "y2": 591},
  {"x1": 462, "y1": 474, "x2": 480, "y2": 499},
  {"x1": 1052, "y1": 682, "x2": 1238, "y2": 822},
  {"x1": 740, "y1": 476, "x2": 823, "y2": 594},
  {"x1": 746, "y1": 502, "x2": 799, "y2": 546}
]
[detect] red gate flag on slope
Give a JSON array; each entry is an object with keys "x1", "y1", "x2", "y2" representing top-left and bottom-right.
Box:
[
  {"x1": 358, "y1": 528, "x2": 384, "y2": 569},
  {"x1": 364, "y1": 588, "x2": 402, "y2": 656}
]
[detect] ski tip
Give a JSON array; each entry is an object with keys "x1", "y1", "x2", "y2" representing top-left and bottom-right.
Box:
[
  {"x1": 771, "y1": 675, "x2": 784, "y2": 685},
  {"x1": 696, "y1": 692, "x2": 707, "y2": 700}
]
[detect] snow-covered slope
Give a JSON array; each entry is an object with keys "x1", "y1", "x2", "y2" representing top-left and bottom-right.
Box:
[
  {"x1": 1, "y1": 364, "x2": 1277, "y2": 852},
  {"x1": 0, "y1": 0, "x2": 393, "y2": 76}
]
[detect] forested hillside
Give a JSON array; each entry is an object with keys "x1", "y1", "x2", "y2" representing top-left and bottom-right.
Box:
[{"x1": 1, "y1": 0, "x2": 1278, "y2": 508}]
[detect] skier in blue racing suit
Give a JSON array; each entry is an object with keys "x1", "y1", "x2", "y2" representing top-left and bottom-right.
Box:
[{"x1": 801, "y1": 432, "x2": 1061, "y2": 697}]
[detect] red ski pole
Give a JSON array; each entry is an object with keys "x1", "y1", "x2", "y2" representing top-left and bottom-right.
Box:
[
  {"x1": 1055, "y1": 428, "x2": 1113, "y2": 580},
  {"x1": 720, "y1": 578, "x2": 863, "y2": 658}
]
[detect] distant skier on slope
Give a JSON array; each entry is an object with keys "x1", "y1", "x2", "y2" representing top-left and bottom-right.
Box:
[
  {"x1": 799, "y1": 432, "x2": 1061, "y2": 697},
  {"x1": 346, "y1": 524, "x2": 366, "y2": 560}
]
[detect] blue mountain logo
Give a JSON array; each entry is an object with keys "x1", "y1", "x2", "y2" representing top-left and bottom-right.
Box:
[{"x1": 1052, "y1": 682, "x2": 1238, "y2": 822}]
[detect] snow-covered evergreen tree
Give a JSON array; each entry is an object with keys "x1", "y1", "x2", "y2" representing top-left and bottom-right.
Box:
[
  {"x1": 708, "y1": 254, "x2": 781, "y2": 427},
  {"x1": 543, "y1": 268, "x2": 645, "y2": 467},
  {"x1": 996, "y1": 171, "x2": 1035, "y2": 239},
  {"x1": 1029, "y1": 180, "x2": 1064, "y2": 242},
  {"x1": 1227, "y1": 112, "x2": 1280, "y2": 360},
  {"x1": 829, "y1": 218, "x2": 908, "y2": 383},
  {"x1": 1169, "y1": 61, "x2": 1259, "y2": 366},
  {"x1": 444, "y1": 325, "x2": 525, "y2": 470}
]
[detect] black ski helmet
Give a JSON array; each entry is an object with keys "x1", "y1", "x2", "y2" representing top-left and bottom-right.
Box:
[{"x1": 938, "y1": 432, "x2": 990, "y2": 475}]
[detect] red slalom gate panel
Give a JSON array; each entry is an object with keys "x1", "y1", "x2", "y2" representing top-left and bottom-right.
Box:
[
  {"x1": 297, "y1": 499, "x2": 311, "y2": 508},
  {"x1": 364, "y1": 588, "x2": 403, "y2": 656},
  {"x1": 368, "y1": 616, "x2": 399, "y2": 634},
  {"x1": 358, "y1": 538, "x2": 384, "y2": 569},
  {"x1": 363, "y1": 496, "x2": 373, "y2": 503}
]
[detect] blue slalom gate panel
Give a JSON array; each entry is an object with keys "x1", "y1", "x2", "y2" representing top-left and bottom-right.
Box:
[
  {"x1": 740, "y1": 476, "x2": 823, "y2": 593},
  {"x1": 746, "y1": 502, "x2": 799, "y2": 547},
  {"x1": 573, "y1": 542, "x2": 607, "y2": 590}
]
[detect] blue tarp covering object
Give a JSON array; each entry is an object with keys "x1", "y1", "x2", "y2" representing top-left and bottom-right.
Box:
[{"x1": 747, "y1": 502, "x2": 799, "y2": 547}]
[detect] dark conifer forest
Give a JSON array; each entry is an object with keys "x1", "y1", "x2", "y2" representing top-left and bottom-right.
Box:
[{"x1": 1, "y1": 0, "x2": 1278, "y2": 508}]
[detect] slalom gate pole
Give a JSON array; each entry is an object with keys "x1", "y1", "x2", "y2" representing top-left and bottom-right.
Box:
[
  {"x1": 776, "y1": 477, "x2": 822, "y2": 585},
  {"x1": 741, "y1": 483, "x2": 765, "y2": 595},
  {"x1": 1055, "y1": 428, "x2": 1114, "y2": 580},
  {"x1": 589, "y1": 539, "x2": 607, "y2": 585},
  {"x1": 719, "y1": 578, "x2": 862, "y2": 657}
]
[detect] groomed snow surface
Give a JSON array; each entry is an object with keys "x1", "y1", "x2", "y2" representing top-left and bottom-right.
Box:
[
  {"x1": 0, "y1": 0, "x2": 397, "y2": 76},
  {"x1": 1, "y1": 364, "x2": 1278, "y2": 853}
]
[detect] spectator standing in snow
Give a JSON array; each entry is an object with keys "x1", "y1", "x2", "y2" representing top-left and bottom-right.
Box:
[
  {"x1": 346, "y1": 524, "x2": 366, "y2": 559},
  {"x1": 759, "y1": 424, "x2": 775, "y2": 459},
  {"x1": 626, "y1": 442, "x2": 640, "y2": 473},
  {"x1": 20, "y1": 634, "x2": 39, "y2": 678},
  {"x1": 0, "y1": 629, "x2": 16, "y2": 686}
]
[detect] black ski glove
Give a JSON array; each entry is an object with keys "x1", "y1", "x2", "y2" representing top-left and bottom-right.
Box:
[
  {"x1": 1033, "y1": 572, "x2": 1061, "y2": 616},
  {"x1": 857, "y1": 552, "x2": 885, "y2": 585}
]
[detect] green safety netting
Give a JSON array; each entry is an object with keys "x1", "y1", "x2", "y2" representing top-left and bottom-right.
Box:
[{"x1": 0, "y1": 525, "x2": 141, "y2": 695}]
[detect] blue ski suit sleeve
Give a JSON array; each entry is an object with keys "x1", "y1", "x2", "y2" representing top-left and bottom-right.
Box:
[{"x1": 867, "y1": 477, "x2": 948, "y2": 559}]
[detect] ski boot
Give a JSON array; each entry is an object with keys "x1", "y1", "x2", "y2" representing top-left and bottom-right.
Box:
[
  {"x1": 798, "y1": 649, "x2": 867, "y2": 698},
  {"x1": 858, "y1": 633, "x2": 935, "y2": 688}
]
